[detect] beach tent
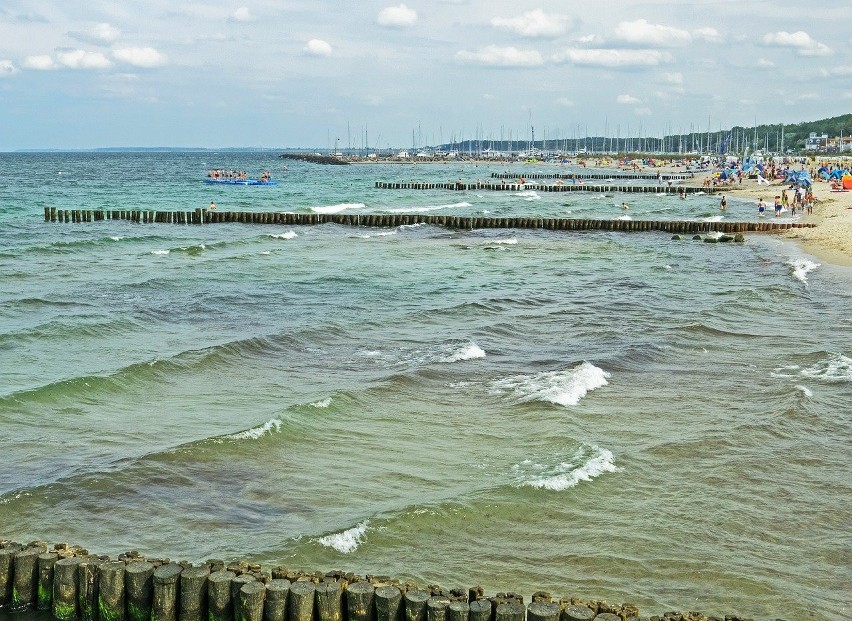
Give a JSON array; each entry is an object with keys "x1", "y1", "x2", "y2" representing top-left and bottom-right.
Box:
[{"x1": 783, "y1": 169, "x2": 813, "y2": 188}]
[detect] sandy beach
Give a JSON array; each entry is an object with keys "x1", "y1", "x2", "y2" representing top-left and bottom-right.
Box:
[{"x1": 685, "y1": 167, "x2": 852, "y2": 267}]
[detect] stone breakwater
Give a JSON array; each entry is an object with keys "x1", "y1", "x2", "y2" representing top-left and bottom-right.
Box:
[
  {"x1": 42, "y1": 208, "x2": 813, "y2": 235},
  {"x1": 0, "y1": 541, "x2": 781, "y2": 621}
]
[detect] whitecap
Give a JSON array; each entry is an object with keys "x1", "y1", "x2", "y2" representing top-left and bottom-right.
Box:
[
  {"x1": 110, "y1": 236, "x2": 124, "y2": 241},
  {"x1": 399, "y1": 223, "x2": 424, "y2": 230},
  {"x1": 440, "y1": 342, "x2": 486, "y2": 363},
  {"x1": 269, "y1": 231, "x2": 297, "y2": 240},
  {"x1": 389, "y1": 201, "x2": 471, "y2": 214},
  {"x1": 224, "y1": 418, "x2": 281, "y2": 441},
  {"x1": 513, "y1": 445, "x2": 619, "y2": 491},
  {"x1": 616, "y1": 215, "x2": 632, "y2": 221},
  {"x1": 312, "y1": 202, "x2": 365, "y2": 214},
  {"x1": 318, "y1": 521, "x2": 368, "y2": 553},
  {"x1": 799, "y1": 353, "x2": 852, "y2": 383},
  {"x1": 310, "y1": 398, "x2": 332, "y2": 408},
  {"x1": 795, "y1": 385, "x2": 813, "y2": 398},
  {"x1": 787, "y1": 257, "x2": 820, "y2": 285},
  {"x1": 358, "y1": 230, "x2": 398, "y2": 239},
  {"x1": 491, "y1": 361, "x2": 610, "y2": 407},
  {"x1": 513, "y1": 190, "x2": 540, "y2": 201},
  {"x1": 491, "y1": 238, "x2": 517, "y2": 245},
  {"x1": 702, "y1": 215, "x2": 724, "y2": 222},
  {"x1": 151, "y1": 249, "x2": 170, "y2": 255}
]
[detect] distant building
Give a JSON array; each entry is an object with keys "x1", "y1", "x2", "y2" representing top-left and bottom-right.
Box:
[{"x1": 805, "y1": 132, "x2": 828, "y2": 151}]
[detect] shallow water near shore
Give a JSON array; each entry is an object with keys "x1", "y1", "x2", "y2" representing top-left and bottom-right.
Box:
[{"x1": 1, "y1": 152, "x2": 851, "y2": 621}]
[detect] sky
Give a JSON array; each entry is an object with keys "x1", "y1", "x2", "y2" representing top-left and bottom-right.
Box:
[{"x1": 0, "y1": 0, "x2": 850, "y2": 150}]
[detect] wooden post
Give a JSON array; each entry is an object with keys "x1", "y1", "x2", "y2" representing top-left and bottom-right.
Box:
[
  {"x1": 288, "y1": 581, "x2": 316, "y2": 621},
  {"x1": 527, "y1": 602, "x2": 559, "y2": 621},
  {"x1": 448, "y1": 601, "x2": 468, "y2": 621},
  {"x1": 37, "y1": 552, "x2": 58, "y2": 610},
  {"x1": 375, "y1": 586, "x2": 403, "y2": 621},
  {"x1": 98, "y1": 560, "x2": 126, "y2": 621},
  {"x1": 404, "y1": 590, "x2": 429, "y2": 621},
  {"x1": 152, "y1": 564, "x2": 183, "y2": 621},
  {"x1": 125, "y1": 561, "x2": 154, "y2": 621},
  {"x1": 263, "y1": 579, "x2": 290, "y2": 621},
  {"x1": 231, "y1": 574, "x2": 257, "y2": 621},
  {"x1": 239, "y1": 581, "x2": 266, "y2": 621},
  {"x1": 12, "y1": 547, "x2": 41, "y2": 610},
  {"x1": 208, "y1": 570, "x2": 237, "y2": 621},
  {"x1": 316, "y1": 581, "x2": 343, "y2": 621},
  {"x1": 179, "y1": 566, "x2": 210, "y2": 621},
  {"x1": 560, "y1": 605, "x2": 594, "y2": 621},
  {"x1": 426, "y1": 597, "x2": 450, "y2": 621},
  {"x1": 53, "y1": 556, "x2": 83, "y2": 620},
  {"x1": 468, "y1": 600, "x2": 491, "y2": 621},
  {"x1": 494, "y1": 603, "x2": 524, "y2": 621},
  {"x1": 78, "y1": 559, "x2": 103, "y2": 621},
  {"x1": 345, "y1": 581, "x2": 374, "y2": 621},
  {"x1": 0, "y1": 546, "x2": 21, "y2": 608}
]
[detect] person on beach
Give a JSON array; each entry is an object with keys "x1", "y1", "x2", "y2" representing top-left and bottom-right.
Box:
[
  {"x1": 774, "y1": 196, "x2": 782, "y2": 217},
  {"x1": 757, "y1": 197, "x2": 766, "y2": 217},
  {"x1": 720, "y1": 194, "x2": 727, "y2": 210},
  {"x1": 209, "y1": 200, "x2": 216, "y2": 210}
]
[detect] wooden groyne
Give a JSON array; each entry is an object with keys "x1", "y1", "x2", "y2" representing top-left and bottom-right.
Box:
[
  {"x1": 0, "y1": 540, "x2": 777, "y2": 621},
  {"x1": 490, "y1": 172, "x2": 693, "y2": 181},
  {"x1": 42, "y1": 207, "x2": 815, "y2": 235},
  {"x1": 373, "y1": 182, "x2": 709, "y2": 194}
]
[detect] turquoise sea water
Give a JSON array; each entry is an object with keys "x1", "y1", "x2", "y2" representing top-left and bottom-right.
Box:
[{"x1": 1, "y1": 152, "x2": 850, "y2": 620}]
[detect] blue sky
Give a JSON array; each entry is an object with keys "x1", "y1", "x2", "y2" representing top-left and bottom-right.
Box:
[{"x1": 0, "y1": 0, "x2": 849, "y2": 150}]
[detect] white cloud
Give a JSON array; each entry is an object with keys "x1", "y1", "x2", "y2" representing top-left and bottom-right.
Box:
[
  {"x1": 456, "y1": 45, "x2": 543, "y2": 67},
  {"x1": 556, "y1": 97, "x2": 574, "y2": 107},
  {"x1": 231, "y1": 7, "x2": 254, "y2": 22},
  {"x1": 68, "y1": 22, "x2": 121, "y2": 45},
  {"x1": 23, "y1": 55, "x2": 58, "y2": 70},
  {"x1": 113, "y1": 47, "x2": 167, "y2": 68},
  {"x1": 575, "y1": 34, "x2": 602, "y2": 45},
  {"x1": 661, "y1": 71, "x2": 683, "y2": 84},
  {"x1": 304, "y1": 39, "x2": 332, "y2": 57},
  {"x1": 756, "y1": 58, "x2": 775, "y2": 68},
  {"x1": 378, "y1": 4, "x2": 417, "y2": 28},
  {"x1": 491, "y1": 9, "x2": 573, "y2": 38},
  {"x1": 615, "y1": 19, "x2": 691, "y2": 47},
  {"x1": 762, "y1": 31, "x2": 832, "y2": 57},
  {"x1": 617, "y1": 94, "x2": 641, "y2": 104},
  {"x1": 634, "y1": 107, "x2": 652, "y2": 116},
  {"x1": 819, "y1": 66, "x2": 852, "y2": 77},
  {"x1": 57, "y1": 49, "x2": 112, "y2": 69},
  {"x1": 693, "y1": 27, "x2": 722, "y2": 43},
  {"x1": 0, "y1": 60, "x2": 18, "y2": 77},
  {"x1": 553, "y1": 48, "x2": 671, "y2": 67}
]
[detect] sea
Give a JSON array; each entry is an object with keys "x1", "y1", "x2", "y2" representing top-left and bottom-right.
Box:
[{"x1": 0, "y1": 151, "x2": 850, "y2": 621}]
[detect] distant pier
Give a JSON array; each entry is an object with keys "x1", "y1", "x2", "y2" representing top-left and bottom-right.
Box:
[{"x1": 43, "y1": 207, "x2": 813, "y2": 235}]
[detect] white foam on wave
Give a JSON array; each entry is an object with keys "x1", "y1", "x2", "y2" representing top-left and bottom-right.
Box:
[
  {"x1": 795, "y1": 385, "x2": 813, "y2": 398},
  {"x1": 318, "y1": 520, "x2": 369, "y2": 553},
  {"x1": 312, "y1": 202, "x2": 365, "y2": 214},
  {"x1": 800, "y1": 353, "x2": 852, "y2": 383},
  {"x1": 615, "y1": 215, "x2": 632, "y2": 221},
  {"x1": 359, "y1": 230, "x2": 398, "y2": 239},
  {"x1": 440, "y1": 342, "x2": 486, "y2": 363},
  {"x1": 491, "y1": 238, "x2": 517, "y2": 245},
  {"x1": 389, "y1": 201, "x2": 471, "y2": 213},
  {"x1": 151, "y1": 249, "x2": 170, "y2": 255},
  {"x1": 787, "y1": 257, "x2": 820, "y2": 285},
  {"x1": 513, "y1": 445, "x2": 619, "y2": 491},
  {"x1": 491, "y1": 361, "x2": 610, "y2": 407},
  {"x1": 513, "y1": 190, "x2": 540, "y2": 201},
  {"x1": 269, "y1": 231, "x2": 297, "y2": 240},
  {"x1": 225, "y1": 418, "x2": 282, "y2": 441},
  {"x1": 110, "y1": 236, "x2": 124, "y2": 241},
  {"x1": 703, "y1": 215, "x2": 724, "y2": 222},
  {"x1": 310, "y1": 398, "x2": 332, "y2": 408},
  {"x1": 399, "y1": 223, "x2": 424, "y2": 229}
]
